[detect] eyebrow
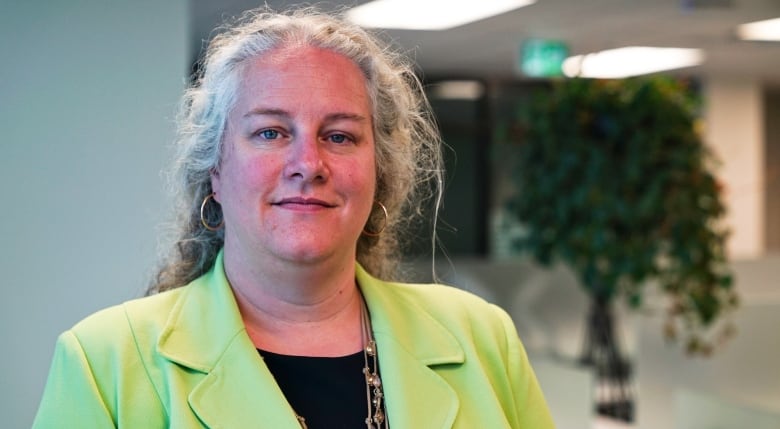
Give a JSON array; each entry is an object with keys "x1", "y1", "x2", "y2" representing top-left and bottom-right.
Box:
[{"x1": 243, "y1": 108, "x2": 369, "y2": 124}]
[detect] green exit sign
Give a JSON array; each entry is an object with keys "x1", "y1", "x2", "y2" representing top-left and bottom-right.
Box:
[{"x1": 520, "y1": 39, "x2": 569, "y2": 77}]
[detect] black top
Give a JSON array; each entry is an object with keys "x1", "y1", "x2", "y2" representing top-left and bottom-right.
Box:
[{"x1": 258, "y1": 349, "x2": 367, "y2": 429}]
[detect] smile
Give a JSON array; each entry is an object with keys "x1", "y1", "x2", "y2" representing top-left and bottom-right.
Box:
[{"x1": 273, "y1": 197, "x2": 336, "y2": 208}]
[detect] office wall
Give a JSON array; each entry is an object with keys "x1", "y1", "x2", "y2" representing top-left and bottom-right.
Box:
[
  {"x1": 0, "y1": 1, "x2": 188, "y2": 427},
  {"x1": 704, "y1": 79, "x2": 766, "y2": 258}
]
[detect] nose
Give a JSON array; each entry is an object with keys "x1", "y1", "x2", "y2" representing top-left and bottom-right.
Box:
[{"x1": 283, "y1": 135, "x2": 329, "y2": 183}]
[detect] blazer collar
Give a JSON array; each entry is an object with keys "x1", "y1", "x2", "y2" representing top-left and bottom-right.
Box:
[
  {"x1": 356, "y1": 263, "x2": 465, "y2": 365},
  {"x1": 357, "y1": 264, "x2": 465, "y2": 428},
  {"x1": 156, "y1": 251, "x2": 302, "y2": 427},
  {"x1": 156, "y1": 252, "x2": 465, "y2": 428}
]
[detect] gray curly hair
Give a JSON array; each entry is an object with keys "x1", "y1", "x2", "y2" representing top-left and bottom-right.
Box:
[{"x1": 149, "y1": 7, "x2": 443, "y2": 293}]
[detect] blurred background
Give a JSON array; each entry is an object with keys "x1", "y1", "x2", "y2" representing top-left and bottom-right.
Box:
[{"x1": 1, "y1": 0, "x2": 778, "y2": 427}]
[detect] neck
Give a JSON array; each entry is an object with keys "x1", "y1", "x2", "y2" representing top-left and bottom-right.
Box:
[{"x1": 223, "y1": 246, "x2": 364, "y2": 356}]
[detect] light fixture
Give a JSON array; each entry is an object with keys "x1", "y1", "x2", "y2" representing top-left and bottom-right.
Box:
[
  {"x1": 346, "y1": 0, "x2": 536, "y2": 31},
  {"x1": 736, "y1": 17, "x2": 780, "y2": 41},
  {"x1": 562, "y1": 47, "x2": 705, "y2": 79},
  {"x1": 429, "y1": 80, "x2": 485, "y2": 100}
]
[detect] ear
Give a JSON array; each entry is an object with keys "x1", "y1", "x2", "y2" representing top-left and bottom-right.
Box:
[{"x1": 209, "y1": 167, "x2": 222, "y2": 203}]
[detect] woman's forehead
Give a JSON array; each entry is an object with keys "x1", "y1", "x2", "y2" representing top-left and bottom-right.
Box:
[{"x1": 232, "y1": 46, "x2": 372, "y2": 119}]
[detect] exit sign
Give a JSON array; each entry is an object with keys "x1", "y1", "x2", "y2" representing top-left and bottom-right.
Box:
[{"x1": 519, "y1": 38, "x2": 569, "y2": 77}]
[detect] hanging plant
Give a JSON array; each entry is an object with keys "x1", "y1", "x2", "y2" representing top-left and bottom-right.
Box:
[{"x1": 504, "y1": 76, "x2": 738, "y2": 356}]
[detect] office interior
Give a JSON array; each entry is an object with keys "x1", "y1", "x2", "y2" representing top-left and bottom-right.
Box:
[{"x1": 1, "y1": 1, "x2": 778, "y2": 428}]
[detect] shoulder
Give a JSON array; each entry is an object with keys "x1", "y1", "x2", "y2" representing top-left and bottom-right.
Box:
[
  {"x1": 392, "y1": 280, "x2": 513, "y2": 331},
  {"x1": 37, "y1": 291, "x2": 183, "y2": 428},
  {"x1": 386, "y1": 280, "x2": 502, "y2": 317},
  {"x1": 68, "y1": 287, "x2": 187, "y2": 356},
  {"x1": 360, "y1": 268, "x2": 516, "y2": 350}
]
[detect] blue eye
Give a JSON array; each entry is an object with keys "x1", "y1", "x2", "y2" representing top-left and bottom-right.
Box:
[
  {"x1": 329, "y1": 134, "x2": 348, "y2": 144},
  {"x1": 259, "y1": 129, "x2": 279, "y2": 139}
]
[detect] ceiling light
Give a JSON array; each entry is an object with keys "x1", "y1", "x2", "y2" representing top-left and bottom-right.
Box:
[
  {"x1": 562, "y1": 47, "x2": 705, "y2": 79},
  {"x1": 736, "y1": 17, "x2": 780, "y2": 41},
  {"x1": 346, "y1": 0, "x2": 536, "y2": 31},
  {"x1": 430, "y1": 80, "x2": 485, "y2": 100}
]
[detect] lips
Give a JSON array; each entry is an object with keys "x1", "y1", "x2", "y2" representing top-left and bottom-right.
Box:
[{"x1": 273, "y1": 197, "x2": 336, "y2": 208}]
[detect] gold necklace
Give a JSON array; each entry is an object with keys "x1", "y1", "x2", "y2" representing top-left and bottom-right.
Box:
[{"x1": 293, "y1": 298, "x2": 388, "y2": 429}]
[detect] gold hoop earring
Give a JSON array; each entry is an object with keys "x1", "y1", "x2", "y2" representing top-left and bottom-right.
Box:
[
  {"x1": 200, "y1": 192, "x2": 224, "y2": 231},
  {"x1": 362, "y1": 201, "x2": 388, "y2": 237}
]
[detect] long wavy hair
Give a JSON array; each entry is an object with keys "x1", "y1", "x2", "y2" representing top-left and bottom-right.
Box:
[{"x1": 149, "y1": 7, "x2": 443, "y2": 294}]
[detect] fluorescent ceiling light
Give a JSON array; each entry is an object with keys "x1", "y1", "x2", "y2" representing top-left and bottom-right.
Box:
[
  {"x1": 736, "y1": 17, "x2": 780, "y2": 41},
  {"x1": 562, "y1": 47, "x2": 705, "y2": 79},
  {"x1": 346, "y1": 0, "x2": 536, "y2": 31},
  {"x1": 430, "y1": 80, "x2": 485, "y2": 100}
]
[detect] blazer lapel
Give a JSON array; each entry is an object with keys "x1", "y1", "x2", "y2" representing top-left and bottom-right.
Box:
[
  {"x1": 156, "y1": 251, "x2": 301, "y2": 428},
  {"x1": 373, "y1": 333, "x2": 461, "y2": 428},
  {"x1": 187, "y1": 334, "x2": 302, "y2": 429},
  {"x1": 357, "y1": 265, "x2": 465, "y2": 429}
]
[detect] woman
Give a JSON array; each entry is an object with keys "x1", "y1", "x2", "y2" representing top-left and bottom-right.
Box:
[{"x1": 34, "y1": 8, "x2": 554, "y2": 429}]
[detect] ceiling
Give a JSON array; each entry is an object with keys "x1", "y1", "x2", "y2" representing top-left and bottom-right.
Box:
[{"x1": 191, "y1": 0, "x2": 780, "y2": 84}]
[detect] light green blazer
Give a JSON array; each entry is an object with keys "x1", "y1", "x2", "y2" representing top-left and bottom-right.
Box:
[{"x1": 33, "y1": 251, "x2": 555, "y2": 428}]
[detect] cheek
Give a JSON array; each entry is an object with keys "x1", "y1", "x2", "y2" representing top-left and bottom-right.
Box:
[
  {"x1": 345, "y1": 156, "x2": 375, "y2": 190},
  {"x1": 226, "y1": 157, "x2": 274, "y2": 195},
  {"x1": 246, "y1": 159, "x2": 274, "y2": 187}
]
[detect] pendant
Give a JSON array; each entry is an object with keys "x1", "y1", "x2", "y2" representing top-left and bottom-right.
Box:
[{"x1": 296, "y1": 414, "x2": 308, "y2": 429}]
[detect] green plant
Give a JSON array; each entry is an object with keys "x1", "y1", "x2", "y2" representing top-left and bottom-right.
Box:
[{"x1": 505, "y1": 77, "x2": 738, "y2": 356}]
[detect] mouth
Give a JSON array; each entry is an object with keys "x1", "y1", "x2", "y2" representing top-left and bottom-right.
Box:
[{"x1": 273, "y1": 197, "x2": 336, "y2": 208}]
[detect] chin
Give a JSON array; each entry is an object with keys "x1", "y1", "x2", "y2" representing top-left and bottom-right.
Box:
[
  {"x1": 271, "y1": 243, "x2": 339, "y2": 265},
  {"x1": 268, "y1": 229, "x2": 359, "y2": 264}
]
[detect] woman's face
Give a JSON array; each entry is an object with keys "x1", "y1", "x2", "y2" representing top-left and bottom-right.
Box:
[{"x1": 211, "y1": 46, "x2": 376, "y2": 267}]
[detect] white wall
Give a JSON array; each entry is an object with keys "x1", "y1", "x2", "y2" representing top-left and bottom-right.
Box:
[
  {"x1": 0, "y1": 1, "x2": 188, "y2": 427},
  {"x1": 704, "y1": 78, "x2": 766, "y2": 259}
]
